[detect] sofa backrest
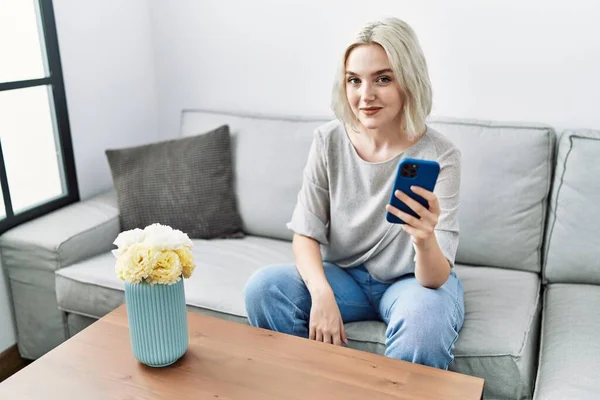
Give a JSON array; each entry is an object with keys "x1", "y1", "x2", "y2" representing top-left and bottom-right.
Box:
[
  {"x1": 181, "y1": 109, "x2": 329, "y2": 240},
  {"x1": 543, "y1": 129, "x2": 600, "y2": 284},
  {"x1": 427, "y1": 117, "x2": 555, "y2": 273},
  {"x1": 181, "y1": 110, "x2": 556, "y2": 274}
]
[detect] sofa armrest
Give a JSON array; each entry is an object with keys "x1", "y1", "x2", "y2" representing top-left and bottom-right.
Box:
[
  {"x1": 0, "y1": 190, "x2": 120, "y2": 272},
  {"x1": 0, "y1": 189, "x2": 120, "y2": 359}
]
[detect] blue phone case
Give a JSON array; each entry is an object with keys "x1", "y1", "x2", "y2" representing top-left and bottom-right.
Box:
[{"x1": 386, "y1": 158, "x2": 440, "y2": 224}]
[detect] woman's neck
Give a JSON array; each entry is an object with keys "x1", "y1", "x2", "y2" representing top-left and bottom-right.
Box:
[
  {"x1": 361, "y1": 126, "x2": 405, "y2": 150},
  {"x1": 349, "y1": 123, "x2": 426, "y2": 163}
]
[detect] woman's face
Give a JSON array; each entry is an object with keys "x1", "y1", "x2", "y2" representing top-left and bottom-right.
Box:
[{"x1": 345, "y1": 44, "x2": 403, "y2": 131}]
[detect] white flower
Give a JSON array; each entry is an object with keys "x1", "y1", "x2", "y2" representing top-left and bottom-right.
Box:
[
  {"x1": 113, "y1": 223, "x2": 196, "y2": 284},
  {"x1": 142, "y1": 223, "x2": 193, "y2": 251},
  {"x1": 115, "y1": 244, "x2": 161, "y2": 283},
  {"x1": 112, "y1": 228, "x2": 146, "y2": 258}
]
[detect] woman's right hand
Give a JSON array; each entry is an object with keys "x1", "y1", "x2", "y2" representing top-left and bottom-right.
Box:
[{"x1": 309, "y1": 288, "x2": 348, "y2": 346}]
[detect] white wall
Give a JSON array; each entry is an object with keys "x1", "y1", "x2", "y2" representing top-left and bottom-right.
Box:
[
  {"x1": 149, "y1": 0, "x2": 600, "y2": 139},
  {"x1": 53, "y1": 0, "x2": 159, "y2": 200}
]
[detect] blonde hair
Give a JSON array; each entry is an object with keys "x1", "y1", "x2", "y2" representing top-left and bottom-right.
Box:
[{"x1": 331, "y1": 18, "x2": 432, "y2": 140}]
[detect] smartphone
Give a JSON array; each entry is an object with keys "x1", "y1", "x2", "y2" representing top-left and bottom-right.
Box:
[{"x1": 386, "y1": 158, "x2": 440, "y2": 224}]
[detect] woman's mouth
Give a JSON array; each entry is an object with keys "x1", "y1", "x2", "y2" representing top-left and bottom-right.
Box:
[{"x1": 360, "y1": 107, "x2": 382, "y2": 116}]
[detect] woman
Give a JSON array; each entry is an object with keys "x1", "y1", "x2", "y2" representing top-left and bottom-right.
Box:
[{"x1": 244, "y1": 17, "x2": 464, "y2": 370}]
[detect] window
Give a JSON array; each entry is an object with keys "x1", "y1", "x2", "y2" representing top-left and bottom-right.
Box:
[{"x1": 0, "y1": 0, "x2": 78, "y2": 234}]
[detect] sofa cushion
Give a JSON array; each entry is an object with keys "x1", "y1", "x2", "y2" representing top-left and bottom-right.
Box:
[
  {"x1": 106, "y1": 124, "x2": 244, "y2": 239},
  {"x1": 428, "y1": 117, "x2": 555, "y2": 273},
  {"x1": 543, "y1": 129, "x2": 600, "y2": 284},
  {"x1": 533, "y1": 284, "x2": 600, "y2": 400},
  {"x1": 56, "y1": 237, "x2": 540, "y2": 400},
  {"x1": 56, "y1": 236, "x2": 294, "y2": 319},
  {"x1": 450, "y1": 265, "x2": 541, "y2": 400},
  {"x1": 180, "y1": 110, "x2": 329, "y2": 241}
]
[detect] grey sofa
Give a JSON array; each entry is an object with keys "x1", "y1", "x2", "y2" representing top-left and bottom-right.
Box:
[{"x1": 1, "y1": 110, "x2": 599, "y2": 400}]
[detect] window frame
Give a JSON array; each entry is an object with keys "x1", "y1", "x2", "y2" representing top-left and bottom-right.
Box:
[{"x1": 0, "y1": 0, "x2": 79, "y2": 235}]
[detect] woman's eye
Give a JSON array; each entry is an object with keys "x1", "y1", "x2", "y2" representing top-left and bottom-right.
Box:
[
  {"x1": 377, "y1": 76, "x2": 392, "y2": 83},
  {"x1": 347, "y1": 77, "x2": 360, "y2": 85}
]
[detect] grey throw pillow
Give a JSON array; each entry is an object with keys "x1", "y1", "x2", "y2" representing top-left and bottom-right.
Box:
[{"x1": 106, "y1": 125, "x2": 244, "y2": 239}]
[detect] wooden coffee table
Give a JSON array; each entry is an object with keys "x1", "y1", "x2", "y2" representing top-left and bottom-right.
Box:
[{"x1": 0, "y1": 304, "x2": 483, "y2": 399}]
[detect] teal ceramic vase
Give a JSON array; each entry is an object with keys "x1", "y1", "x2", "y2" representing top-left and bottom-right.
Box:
[{"x1": 124, "y1": 279, "x2": 188, "y2": 367}]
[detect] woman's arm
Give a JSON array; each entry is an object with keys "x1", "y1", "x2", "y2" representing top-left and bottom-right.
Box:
[
  {"x1": 386, "y1": 146, "x2": 461, "y2": 289},
  {"x1": 292, "y1": 233, "x2": 330, "y2": 296},
  {"x1": 386, "y1": 186, "x2": 452, "y2": 289},
  {"x1": 413, "y1": 235, "x2": 451, "y2": 289},
  {"x1": 287, "y1": 131, "x2": 347, "y2": 345},
  {"x1": 292, "y1": 233, "x2": 348, "y2": 346}
]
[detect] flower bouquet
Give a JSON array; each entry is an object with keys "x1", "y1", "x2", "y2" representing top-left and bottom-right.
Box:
[{"x1": 112, "y1": 223, "x2": 196, "y2": 367}]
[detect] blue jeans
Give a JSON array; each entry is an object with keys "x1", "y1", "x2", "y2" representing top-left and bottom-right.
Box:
[{"x1": 244, "y1": 262, "x2": 465, "y2": 370}]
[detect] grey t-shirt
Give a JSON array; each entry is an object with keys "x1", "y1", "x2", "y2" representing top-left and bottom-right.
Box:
[{"x1": 286, "y1": 119, "x2": 461, "y2": 283}]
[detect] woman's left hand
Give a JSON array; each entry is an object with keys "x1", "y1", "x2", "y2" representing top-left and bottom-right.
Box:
[{"x1": 385, "y1": 186, "x2": 440, "y2": 247}]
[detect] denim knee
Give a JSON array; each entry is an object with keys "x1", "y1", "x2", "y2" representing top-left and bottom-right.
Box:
[
  {"x1": 243, "y1": 264, "x2": 309, "y2": 334},
  {"x1": 384, "y1": 298, "x2": 460, "y2": 369},
  {"x1": 243, "y1": 266, "x2": 277, "y2": 322},
  {"x1": 385, "y1": 323, "x2": 457, "y2": 369}
]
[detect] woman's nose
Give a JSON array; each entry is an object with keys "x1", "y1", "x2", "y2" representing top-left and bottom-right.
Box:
[{"x1": 361, "y1": 83, "x2": 376, "y2": 101}]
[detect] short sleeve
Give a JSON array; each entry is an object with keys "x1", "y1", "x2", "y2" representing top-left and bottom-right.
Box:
[{"x1": 286, "y1": 131, "x2": 330, "y2": 244}]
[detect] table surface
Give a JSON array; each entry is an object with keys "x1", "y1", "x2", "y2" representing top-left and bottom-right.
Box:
[{"x1": 0, "y1": 304, "x2": 484, "y2": 399}]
